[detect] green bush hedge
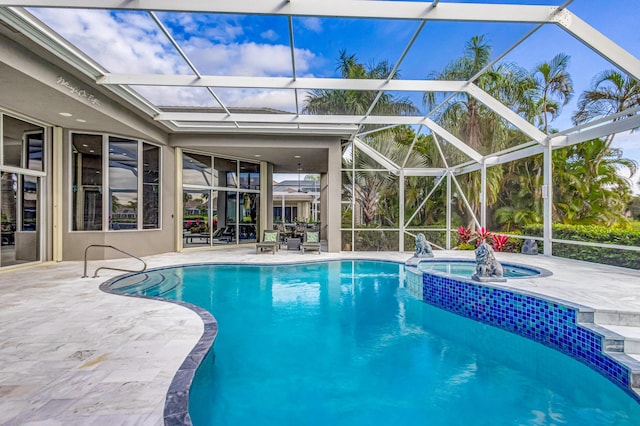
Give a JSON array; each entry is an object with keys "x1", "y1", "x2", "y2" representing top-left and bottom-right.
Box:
[{"x1": 522, "y1": 224, "x2": 640, "y2": 270}]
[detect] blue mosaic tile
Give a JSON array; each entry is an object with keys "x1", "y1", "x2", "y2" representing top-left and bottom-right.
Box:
[{"x1": 412, "y1": 269, "x2": 639, "y2": 403}]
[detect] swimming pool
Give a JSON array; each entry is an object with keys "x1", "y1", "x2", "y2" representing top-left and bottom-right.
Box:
[
  {"x1": 416, "y1": 259, "x2": 544, "y2": 278},
  {"x1": 108, "y1": 261, "x2": 640, "y2": 425}
]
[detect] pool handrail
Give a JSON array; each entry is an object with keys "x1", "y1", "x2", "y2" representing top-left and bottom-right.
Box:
[{"x1": 82, "y1": 244, "x2": 147, "y2": 278}]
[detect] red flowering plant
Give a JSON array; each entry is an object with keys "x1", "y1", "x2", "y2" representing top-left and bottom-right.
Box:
[
  {"x1": 457, "y1": 226, "x2": 473, "y2": 245},
  {"x1": 475, "y1": 226, "x2": 492, "y2": 245},
  {"x1": 492, "y1": 234, "x2": 509, "y2": 252}
]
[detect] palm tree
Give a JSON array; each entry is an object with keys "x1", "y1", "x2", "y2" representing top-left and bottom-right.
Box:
[
  {"x1": 343, "y1": 132, "x2": 428, "y2": 227},
  {"x1": 303, "y1": 50, "x2": 419, "y2": 121},
  {"x1": 424, "y1": 35, "x2": 491, "y2": 152},
  {"x1": 572, "y1": 70, "x2": 640, "y2": 146},
  {"x1": 424, "y1": 35, "x2": 533, "y2": 228},
  {"x1": 530, "y1": 53, "x2": 574, "y2": 134}
]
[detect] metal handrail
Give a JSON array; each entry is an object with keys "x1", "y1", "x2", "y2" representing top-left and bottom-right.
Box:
[{"x1": 82, "y1": 244, "x2": 147, "y2": 278}]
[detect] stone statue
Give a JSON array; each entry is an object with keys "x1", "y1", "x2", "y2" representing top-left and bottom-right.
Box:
[
  {"x1": 405, "y1": 233, "x2": 433, "y2": 266},
  {"x1": 414, "y1": 233, "x2": 433, "y2": 258},
  {"x1": 521, "y1": 239, "x2": 538, "y2": 255},
  {"x1": 472, "y1": 241, "x2": 505, "y2": 282}
]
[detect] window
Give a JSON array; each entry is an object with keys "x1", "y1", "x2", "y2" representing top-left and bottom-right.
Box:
[
  {"x1": 240, "y1": 161, "x2": 260, "y2": 190},
  {"x1": 2, "y1": 115, "x2": 44, "y2": 169},
  {"x1": 215, "y1": 157, "x2": 237, "y2": 188},
  {"x1": 182, "y1": 151, "x2": 260, "y2": 247},
  {"x1": 109, "y1": 137, "x2": 138, "y2": 230},
  {"x1": 143, "y1": 143, "x2": 160, "y2": 229},
  {"x1": 72, "y1": 134, "x2": 102, "y2": 231},
  {"x1": 182, "y1": 152, "x2": 212, "y2": 186},
  {"x1": 71, "y1": 133, "x2": 161, "y2": 231}
]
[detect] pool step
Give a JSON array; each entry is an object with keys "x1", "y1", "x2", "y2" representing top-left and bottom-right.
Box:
[
  {"x1": 599, "y1": 325, "x2": 640, "y2": 355},
  {"x1": 594, "y1": 311, "x2": 640, "y2": 327},
  {"x1": 109, "y1": 271, "x2": 181, "y2": 296},
  {"x1": 582, "y1": 317, "x2": 640, "y2": 400}
]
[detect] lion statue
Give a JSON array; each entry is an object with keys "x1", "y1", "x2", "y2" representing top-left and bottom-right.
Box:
[
  {"x1": 472, "y1": 242, "x2": 503, "y2": 281},
  {"x1": 414, "y1": 233, "x2": 433, "y2": 258}
]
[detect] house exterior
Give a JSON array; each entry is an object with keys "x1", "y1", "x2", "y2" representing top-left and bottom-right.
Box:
[
  {"x1": 0, "y1": 16, "x2": 344, "y2": 269},
  {"x1": 272, "y1": 179, "x2": 321, "y2": 224}
]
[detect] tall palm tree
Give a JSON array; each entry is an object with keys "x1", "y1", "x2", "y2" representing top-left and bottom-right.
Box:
[
  {"x1": 304, "y1": 50, "x2": 419, "y2": 120},
  {"x1": 424, "y1": 35, "x2": 533, "y2": 227},
  {"x1": 530, "y1": 53, "x2": 574, "y2": 134},
  {"x1": 572, "y1": 70, "x2": 640, "y2": 146},
  {"x1": 424, "y1": 35, "x2": 491, "y2": 152}
]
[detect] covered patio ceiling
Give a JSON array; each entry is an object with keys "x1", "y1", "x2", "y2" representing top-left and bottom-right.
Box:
[{"x1": 0, "y1": 1, "x2": 638, "y2": 174}]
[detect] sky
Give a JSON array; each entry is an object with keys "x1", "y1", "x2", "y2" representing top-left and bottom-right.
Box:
[{"x1": 28, "y1": 0, "x2": 640, "y2": 191}]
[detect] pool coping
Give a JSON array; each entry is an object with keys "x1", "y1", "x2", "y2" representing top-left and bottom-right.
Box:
[
  {"x1": 411, "y1": 258, "x2": 554, "y2": 279},
  {"x1": 100, "y1": 274, "x2": 218, "y2": 426},
  {"x1": 100, "y1": 257, "x2": 640, "y2": 425}
]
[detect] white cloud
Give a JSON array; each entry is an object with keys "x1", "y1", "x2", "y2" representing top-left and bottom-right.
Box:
[
  {"x1": 185, "y1": 40, "x2": 315, "y2": 77},
  {"x1": 28, "y1": 9, "x2": 320, "y2": 109},
  {"x1": 30, "y1": 9, "x2": 190, "y2": 74},
  {"x1": 299, "y1": 17, "x2": 322, "y2": 32},
  {"x1": 260, "y1": 29, "x2": 279, "y2": 41},
  {"x1": 158, "y1": 12, "x2": 244, "y2": 44}
]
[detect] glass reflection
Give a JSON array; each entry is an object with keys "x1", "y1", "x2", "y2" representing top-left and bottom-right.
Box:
[
  {"x1": 215, "y1": 157, "x2": 237, "y2": 188},
  {"x1": 183, "y1": 190, "x2": 211, "y2": 247},
  {"x1": 2, "y1": 115, "x2": 44, "y2": 169},
  {"x1": 143, "y1": 144, "x2": 160, "y2": 229},
  {"x1": 239, "y1": 161, "x2": 260, "y2": 190},
  {"x1": 183, "y1": 152, "x2": 212, "y2": 186},
  {"x1": 1, "y1": 172, "x2": 39, "y2": 266},
  {"x1": 72, "y1": 134, "x2": 103, "y2": 231},
  {"x1": 109, "y1": 137, "x2": 138, "y2": 230}
]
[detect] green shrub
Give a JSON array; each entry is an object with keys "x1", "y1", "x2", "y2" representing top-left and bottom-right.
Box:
[
  {"x1": 457, "y1": 243, "x2": 475, "y2": 251},
  {"x1": 522, "y1": 224, "x2": 640, "y2": 270}
]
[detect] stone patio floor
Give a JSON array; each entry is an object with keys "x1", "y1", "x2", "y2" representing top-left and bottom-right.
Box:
[{"x1": 1, "y1": 248, "x2": 640, "y2": 425}]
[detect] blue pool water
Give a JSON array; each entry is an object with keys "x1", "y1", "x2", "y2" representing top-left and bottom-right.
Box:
[
  {"x1": 417, "y1": 259, "x2": 541, "y2": 278},
  {"x1": 112, "y1": 261, "x2": 640, "y2": 425}
]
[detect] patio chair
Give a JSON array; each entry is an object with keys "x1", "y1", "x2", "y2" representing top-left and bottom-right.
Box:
[
  {"x1": 256, "y1": 230, "x2": 279, "y2": 254},
  {"x1": 301, "y1": 231, "x2": 321, "y2": 254}
]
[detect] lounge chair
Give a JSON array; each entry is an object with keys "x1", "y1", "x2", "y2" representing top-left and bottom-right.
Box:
[
  {"x1": 256, "y1": 230, "x2": 279, "y2": 254},
  {"x1": 301, "y1": 231, "x2": 321, "y2": 254}
]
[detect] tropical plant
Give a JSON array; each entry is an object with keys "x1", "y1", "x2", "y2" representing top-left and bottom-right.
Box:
[
  {"x1": 476, "y1": 226, "x2": 492, "y2": 244},
  {"x1": 492, "y1": 234, "x2": 509, "y2": 252},
  {"x1": 457, "y1": 226, "x2": 473, "y2": 245},
  {"x1": 304, "y1": 50, "x2": 419, "y2": 132},
  {"x1": 572, "y1": 70, "x2": 640, "y2": 146},
  {"x1": 424, "y1": 35, "x2": 534, "y2": 154},
  {"x1": 343, "y1": 131, "x2": 428, "y2": 227},
  {"x1": 529, "y1": 53, "x2": 574, "y2": 134},
  {"x1": 424, "y1": 35, "x2": 534, "y2": 228}
]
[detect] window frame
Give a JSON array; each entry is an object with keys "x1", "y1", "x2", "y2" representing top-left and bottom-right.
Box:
[{"x1": 69, "y1": 131, "x2": 162, "y2": 232}]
